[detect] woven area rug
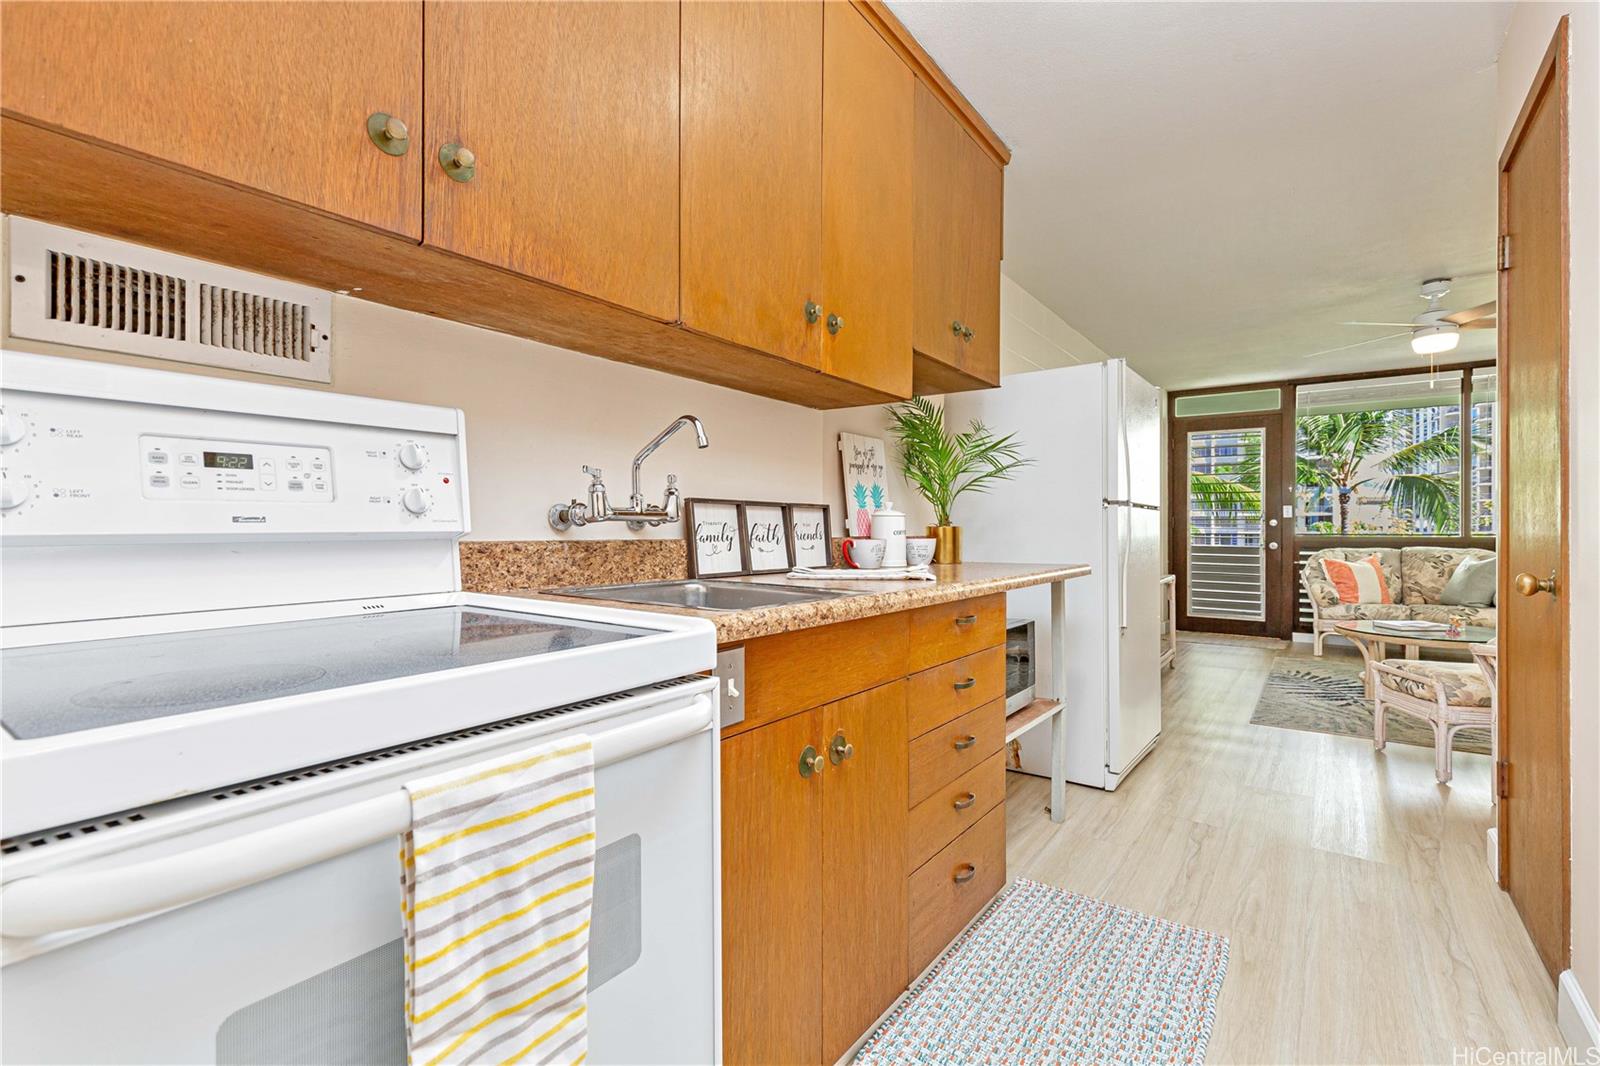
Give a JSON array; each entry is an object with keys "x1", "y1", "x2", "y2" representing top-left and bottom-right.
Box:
[
  {"x1": 855, "y1": 879, "x2": 1229, "y2": 1065},
  {"x1": 1250, "y1": 655, "x2": 1490, "y2": 755}
]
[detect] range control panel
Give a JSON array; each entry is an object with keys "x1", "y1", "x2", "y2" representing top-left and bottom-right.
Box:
[{"x1": 0, "y1": 376, "x2": 466, "y2": 541}]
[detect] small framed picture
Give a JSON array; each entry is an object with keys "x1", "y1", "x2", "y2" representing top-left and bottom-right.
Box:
[
  {"x1": 740, "y1": 502, "x2": 792, "y2": 574},
  {"x1": 786, "y1": 504, "x2": 832, "y2": 568},
  {"x1": 684, "y1": 499, "x2": 745, "y2": 577}
]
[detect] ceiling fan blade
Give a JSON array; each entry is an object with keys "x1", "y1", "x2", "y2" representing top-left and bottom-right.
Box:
[
  {"x1": 1444, "y1": 300, "x2": 1496, "y2": 325},
  {"x1": 1460, "y1": 318, "x2": 1497, "y2": 331},
  {"x1": 1300, "y1": 332, "x2": 1410, "y2": 359},
  {"x1": 1340, "y1": 321, "x2": 1418, "y2": 328}
]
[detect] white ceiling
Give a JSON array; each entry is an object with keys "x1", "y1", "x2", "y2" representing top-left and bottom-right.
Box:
[{"x1": 888, "y1": 1, "x2": 1514, "y2": 390}]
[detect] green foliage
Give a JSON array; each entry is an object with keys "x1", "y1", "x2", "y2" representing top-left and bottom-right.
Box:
[
  {"x1": 1295, "y1": 411, "x2": 1462, "y2": 534},
  {"x1": 886, "y1": 396, "x2": 1032, "y2": 527}
]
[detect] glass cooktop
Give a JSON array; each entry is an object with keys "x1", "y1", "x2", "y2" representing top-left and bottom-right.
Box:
[{"x1": 1, "y1": 607, "x2": 654, "y2": 740}]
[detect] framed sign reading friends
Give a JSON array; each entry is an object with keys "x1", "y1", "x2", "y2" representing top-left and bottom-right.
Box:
[{"x1": 785, "y1": 504, "x2": 832, "y2": 568}]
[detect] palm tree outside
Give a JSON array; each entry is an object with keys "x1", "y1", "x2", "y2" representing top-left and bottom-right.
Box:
[{"x1": 1294, "y1": 411, "x2": 1468, "y2": 535}]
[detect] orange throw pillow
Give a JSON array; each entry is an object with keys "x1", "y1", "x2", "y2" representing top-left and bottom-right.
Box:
[{"x1": 1321, "y1": 555, "x2": 1392, "y2": 604}]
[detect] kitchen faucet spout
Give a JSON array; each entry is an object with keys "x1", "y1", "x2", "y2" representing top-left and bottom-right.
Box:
[{"x1": 631, "y1": 415, "x2": 709, "y2": 508}]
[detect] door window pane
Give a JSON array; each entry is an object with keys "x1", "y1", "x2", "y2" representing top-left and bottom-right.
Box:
[
  {"x1": 1295, "y1": 371, "x2": 1464, "y2": 535},
  {"x1": 1187, "y1": 428, "x2": 1265, "y2": 620},
  {"x1": 1173, "y1": 388, "x2": 1282, "y2": 417},
  {"x1": 1471, "y1": 369, "x2": 1497, "y2": 534}
]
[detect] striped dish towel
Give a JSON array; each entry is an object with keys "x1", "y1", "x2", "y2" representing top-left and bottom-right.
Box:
[{"x1": 401, "y1": 737, "x2": 597, "y2": 1066}]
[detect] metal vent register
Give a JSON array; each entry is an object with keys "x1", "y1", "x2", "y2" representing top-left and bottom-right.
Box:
[{"x1": 7, "y1": 216, "x2": 332, "y2": 381}]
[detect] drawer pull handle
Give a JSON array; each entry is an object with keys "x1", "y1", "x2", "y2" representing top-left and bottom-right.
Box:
[
  {"x1": 953, "y1": 863, "x2": 977, "y2": 884},
  {"x1": 952, "y1": 792, "x2": 977, "y2": 810},
  {"x1": 953, "y1": 677, "x2": 977, "y2": 691},
  {"x1": 952, "y1": 734, "x2": 977, "y2": 751},
  {"x1": 954, "y1": 614, "x2": 977, "y2": 626}
]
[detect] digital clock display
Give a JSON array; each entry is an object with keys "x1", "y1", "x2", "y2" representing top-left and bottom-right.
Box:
[{"x1": 203, "y1": 451, "x2": 254, "y2": 470}]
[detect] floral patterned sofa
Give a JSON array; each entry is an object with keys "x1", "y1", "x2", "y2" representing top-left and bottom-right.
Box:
[{"x1": 1303, "y1": 546, "x2": 1496, "y2": 655}]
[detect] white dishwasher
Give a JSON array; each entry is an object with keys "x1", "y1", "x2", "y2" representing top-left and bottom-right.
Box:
[{"x1": 0, "y1": 351, "x2": 721, "y2": 1064}]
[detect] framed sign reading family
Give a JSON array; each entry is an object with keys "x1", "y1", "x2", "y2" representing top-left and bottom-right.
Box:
[{"x1": 683, "y1": 499, "x2": 833, "y2": 578}]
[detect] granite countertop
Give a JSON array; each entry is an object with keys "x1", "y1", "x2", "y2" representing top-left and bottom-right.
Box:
[{"x1": 504, "y1": 561, "x2": 1092, "y2": 644}]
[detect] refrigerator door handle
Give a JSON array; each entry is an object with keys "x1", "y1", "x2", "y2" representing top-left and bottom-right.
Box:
[{"x1": 1118, "y1": 503, "x2": 1130, "y2": 632}]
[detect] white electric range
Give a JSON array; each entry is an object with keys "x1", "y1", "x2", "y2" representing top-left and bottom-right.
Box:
[{"x1": 0, "y1": 351, "x2": 720, "y2": 1064}]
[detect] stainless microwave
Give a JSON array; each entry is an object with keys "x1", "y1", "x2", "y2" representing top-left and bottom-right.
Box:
[{"x1": 1005, "y1": 618, "x2": 1036, "y2": 713}]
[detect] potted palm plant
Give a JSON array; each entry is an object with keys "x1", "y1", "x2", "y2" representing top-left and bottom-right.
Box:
[{"x1": 885, "y1": 396, "x2": 1032, "y2": 563}]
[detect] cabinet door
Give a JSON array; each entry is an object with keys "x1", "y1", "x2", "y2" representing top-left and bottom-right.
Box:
[
  {"x1": 959, "y1": 149, "x2": 1004, "y2": 385},
  {"x1": 0, "y1": 1, "x2": 422, "y2": 239},
  {"x1": 821, "y1": 682, "x2": 909, "y2": 1062},
  {"x1": 682, "y1": 1, "x2": 823, "y2": 368},
  {"x1": 910, "y1": 81, "x2": 970, "y2": 368},
  {"x1": 820, "y1": 3, "x2": 913, "y2": 397},
  {"x1": 721, "y1": 708, "x2": 823, "y2": 1066},
  {"x1": 424, "y1": 1, "x2": 678, "y2": 320}
]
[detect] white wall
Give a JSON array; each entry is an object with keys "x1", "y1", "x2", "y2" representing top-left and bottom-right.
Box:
[
  {"x1": 999, "y1": 273, "x2": 1112, "y2": 375},
  {"x1": 1496, "y1": 4, "x2": 1599, "y2": 1043}
]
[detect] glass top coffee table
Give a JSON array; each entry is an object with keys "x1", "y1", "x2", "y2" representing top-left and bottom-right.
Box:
[{"x1": 1333, "y1": 620, "x2": 1496, "y2": 696}]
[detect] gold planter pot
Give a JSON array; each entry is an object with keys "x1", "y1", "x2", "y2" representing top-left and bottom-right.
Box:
[{"x1": 928, "y1": 524, "x2": 961, "y2": 564}]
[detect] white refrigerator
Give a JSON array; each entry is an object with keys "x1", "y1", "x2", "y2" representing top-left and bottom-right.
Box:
[{"x1": 944, "y1": 359, "x2": 1164, "y2": 791}]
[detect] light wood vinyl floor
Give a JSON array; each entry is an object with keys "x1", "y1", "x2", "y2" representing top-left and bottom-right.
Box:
[{"x1": 1005, "y1": 636, "x2": 1564, "y2": 1064}]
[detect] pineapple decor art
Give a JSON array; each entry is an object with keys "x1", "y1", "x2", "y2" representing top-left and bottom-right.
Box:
[{"x1": 838, "y1": 432, "x2": 890, "y2": 537}]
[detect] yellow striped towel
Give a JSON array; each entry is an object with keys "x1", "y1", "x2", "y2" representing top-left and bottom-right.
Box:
[{"x1": 401, "y1": 737, "x2": 596, "y2": 1066}]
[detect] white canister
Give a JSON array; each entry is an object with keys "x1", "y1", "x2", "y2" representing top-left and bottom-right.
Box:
[{"x1": 870, "y1": 502, "x2": 907, "y2": 568}]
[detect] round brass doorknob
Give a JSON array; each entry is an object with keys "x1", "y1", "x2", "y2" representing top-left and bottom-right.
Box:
[{"x1": 1513, "y1": 571, "x2": 1558, "y2": 597}]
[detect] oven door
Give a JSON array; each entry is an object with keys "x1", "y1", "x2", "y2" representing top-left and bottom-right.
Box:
[{"x1": 0, "y1": 691, "x2": 718, "y2": 1065}]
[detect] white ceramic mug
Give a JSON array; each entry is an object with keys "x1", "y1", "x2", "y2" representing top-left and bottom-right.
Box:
[
  {"x1": 841, "y1": 537, "x2": 886, "y2": 569},
  {"x1": 904, "y1": 537, "x2": 936, "y2": 567}
]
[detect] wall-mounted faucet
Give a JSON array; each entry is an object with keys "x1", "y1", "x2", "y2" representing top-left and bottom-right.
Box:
[{"x1": 549, "y1": 415, "x2": 709, "y2": 531}]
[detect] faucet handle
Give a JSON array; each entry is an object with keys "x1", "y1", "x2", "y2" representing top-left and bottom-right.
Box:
[
  {"x1": 583, "y1": 465, "x2": 604, "y2": 481},
  {"x1": 666, "y1": 473, "x2": 678, "y2": 488}
]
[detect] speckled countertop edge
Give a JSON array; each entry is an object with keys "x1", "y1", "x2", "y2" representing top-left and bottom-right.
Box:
[{"x1": 501, "y1": 561, "x2": 1093, "y2": 644}]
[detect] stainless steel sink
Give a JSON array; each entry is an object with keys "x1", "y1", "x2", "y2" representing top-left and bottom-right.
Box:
[{"x1": 558, "y1": 579, "x2": 854, "y2": 612}]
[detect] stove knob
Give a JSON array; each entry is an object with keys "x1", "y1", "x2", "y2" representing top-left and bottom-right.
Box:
[
  {"x1": 397, "y1": 442, "x2": 429, "y2": 471},
  {"x1": 0, "y1": 411, "x2": 28, "y2": 447},
  {"x1": 401, "y1": 486, "x2": 432, "y2": 515},
  {"x1": 0, "y1": 474, "x2": 32, "y2": 511}
]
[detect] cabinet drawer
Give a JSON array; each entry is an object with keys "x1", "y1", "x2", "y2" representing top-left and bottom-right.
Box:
[
  {"x1": 906, "y1": 646, "x2": 1004, "y2": 739},
  {"x1": 908, "y1": 698, "x2": 1005, "y2": 805},
  {"x1": 907, "y1": 594, "x2": 1005, "y2": 672},
  {"x1": 908, "y1": 750, "x2": 1005, "y2": 870},
  {"x1": 908, "y1": 801, "x2": 1006, "y2": 977}
]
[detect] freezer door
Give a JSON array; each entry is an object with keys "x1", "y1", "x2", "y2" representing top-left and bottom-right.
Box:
[
  {"x1": 1105, "y1": 360, "x2": 1164, "y2": 507},
  {"x1": 1105, "y1": 503, "x2": 1162, "y2": 779}
]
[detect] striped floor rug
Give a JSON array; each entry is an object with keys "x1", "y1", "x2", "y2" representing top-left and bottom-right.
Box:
[{"x1": 856, "y1": 879, "x2": 1229, "y2": 1065}]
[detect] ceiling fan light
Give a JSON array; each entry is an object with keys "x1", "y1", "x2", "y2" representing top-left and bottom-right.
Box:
[{"x1": 1411, "y1": 325, "x2": 1460, "y2": 356}]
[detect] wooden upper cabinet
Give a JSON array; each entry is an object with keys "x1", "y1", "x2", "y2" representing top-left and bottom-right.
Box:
[
  {"x1": 912, "y1": 80, "x2": 1004, "y2": 393},
  {"x1": 821, "y1": 681, "x2": 909, "y2": 1063},
  {"x1": 0, "y1": 1, "x2": 422, "y2": 240},
  {"x1": 423, "y1": 2, "x2": 678, "y2": 321},
  {"x1": 721, "y1": 708, "x2": 824, "y2": 1066},
  {"x1": 682, "y1": 1, "x2": 823, "y2": 369},
  {"x1": 820, "y1": 4, "x2": 913, "y2": 399}
]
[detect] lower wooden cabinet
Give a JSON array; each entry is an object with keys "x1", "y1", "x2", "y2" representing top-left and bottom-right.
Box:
[
  {"x1": 908, "y1": 802, "x2": 1007, "y2": 977},
  {"x1": 722, "y1": 681, "x2": 908, "y2": 1065}
]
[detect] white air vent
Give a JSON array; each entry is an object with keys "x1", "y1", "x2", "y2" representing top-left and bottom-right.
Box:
[{"x1": 6, "y1": 216, "x2": 332, "y2": 382}]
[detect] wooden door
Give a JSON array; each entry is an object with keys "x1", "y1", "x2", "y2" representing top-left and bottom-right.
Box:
[
  {"x1": 721, "y1": 708, "x2": 823, "y2": 1065},
  {"x1": 1497, "y1": 16, "x2": 1570, "y2": 980},
  {"x1": 0, "y1": 1, "x2": 422, "y2": 239},
  {"x1": 959, "y1": 149, "x2": 1004, "y2": 385},
  {"x1": 682, "y1": 1, "x2": 823, "y2": 368},
  {"x1": 911, "y1": 82, "x2": 970, "y2": 368},
  {"x1": 820, "y1": 3, "x2": 913, "y2": 398},
  {"x1": 820, "y1": 682, "x2": 909, "y2": 1061},
  {"x1": 424, "y1": 1, "x2": 678, "y2": 320}
]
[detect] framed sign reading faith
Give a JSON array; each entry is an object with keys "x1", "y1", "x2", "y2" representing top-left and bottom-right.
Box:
[
  {"x1": 786, "y1": 504, "x2": 832, "y2": 568},
  {"x1": 684, "y1": 499, "x2": 745, "y2": 578},
  {"x1": 741, "y1": 502, "x2": 792, "y2": 574}
]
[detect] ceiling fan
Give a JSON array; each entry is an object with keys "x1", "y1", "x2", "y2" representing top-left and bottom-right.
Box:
[{"x1": 1301, "y1": 278, "x2": 1496, "y2": 360}]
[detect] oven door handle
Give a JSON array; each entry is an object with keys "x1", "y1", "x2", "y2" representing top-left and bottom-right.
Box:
[{"x1": 0, "y1": 695, "x2": 713, "y2": 939}]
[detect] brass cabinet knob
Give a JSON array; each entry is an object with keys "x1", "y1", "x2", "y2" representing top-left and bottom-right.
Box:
[
  {"x1": 826, "y1": 313, "x2": 844, "y2": 336},
  {"x1": 951, "y1": 319, "x2": 965, "y2": 337},
  {"x1": 952, "y1": 791, "x2": 977, "y2": 811},
  {"x1": 962, "y1": 326, "x2": 975, "y2": 341},
  {"x1": 798, "y1": 745, "x2": 825, "y2": 778},
  {"x1": 828, "y1": 732, "x2": 855, "y2": 765},
  {"x1": 439, "y1": 143, "x2": 477, "y2": 182},
  {"x1": 953, "y1": 677, "x2": 977, "y2": 691},
  {"x1": 367, "y1": 112, "x2": 411, "y2": 156},
  {"x1": 952, "y1": 734, "x2": 977, "y2": 751},
  {"x1": 952, "y1": 863, "x2": 977, "y2": 884},
  {"x1": 804, "y1": 301, "x2": 822, "y2": 324},
  {"x1": 1513, "y1": 570, "x2": 1558, "y2": 597}
]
